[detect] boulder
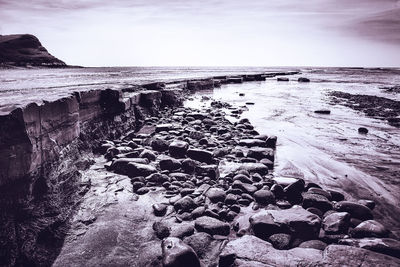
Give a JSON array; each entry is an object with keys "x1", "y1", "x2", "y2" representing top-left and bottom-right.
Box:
[
  {"x1": 110, "y1": 158, "x2": 149, "y2": 174},
  {"x1": 151, "y1": 138, "x2": 169, "y2": 152},
  {"x1": 247, "y1": 147, "x2": 274, "y2": 161},
  {"x1": 187, "y1": 148, "x2": 214, "y2": 164},
  {"x1": 195, "y1": 165, "x2": 219, "y2": 180},
  {"x1": 219, "y1": 235, "x2": 323, "y2": 267},
  {"x1": 169, "y1": 140, "x2": 189, "y2": 158},
  {"x1": 334, "y1": 201, "x2": 373, "y2": 221},
  {"x1": 174, "y1": 196, "x2": 197, "y2": 212},
  {"x1": 298, "y1": 77, "x2": 310, "y2": 82},
  {"x1": 127, "y1": 163, "x2": 157, "y2": 177},
  {"x1": 322, "y1": 212, "x2": 350, "y2": 234},
  {"x1": 268, "y1": 233, "x2": 291, "y2": 250},
  {"x1": 302, "y1": 192, "x2": 333, "y2": 212},
  {"x1": 239, "y1": 139, "x2": 266, "y2": 147},
  {"x1": 159, "y1": 155, "x2": 182, "y2": 171},
  {"x1": 195, "y1": 216, "x2": 230, "y2": 236},
  {"x1": 146, "y1": 173, "x2": 169, "y2": 184},
  {"x1": 298, "y1": 240, "x2": 327, "y2": 250},
  {"x1": 339, "y1": 238, "x2": 400, "y2": 259},
  {"x1": 162, "y1": 237, "x2": 201, "y2": 267},
  {"x1": 253, "y1": 190, "x2": 276, "y2": 205},
  {"x1": 206, "y1": 188, "x2": 226, "y2": 203},
  {"x1": 350, "y1": 220, "x2": 389, "y2": 238},
  {"x1": 232, "y1": 180, "x2": 258, "y2": 195},
  {"x1": 250, "y1": 206, "x2": 321, "y2": 240}
]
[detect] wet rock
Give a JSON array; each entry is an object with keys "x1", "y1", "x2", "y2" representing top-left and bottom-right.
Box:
[
  {"x1": 307, "y1": 207, "x2": 324, "y2": 218},
  {"x1": 127, "y1": 163, "x2": 157, "y2": 177},
  {"x1": 284, "y1": 179, "x2": 305, "y2": 204},
  {"x1": 298, "y1": 77, "x2": 310, "y2": 82},
  {"x1": 162, "y1": 237, "x2": 201, "y2": 267},
  {"x1": 314, "y1": 109, "x2": 331, "y2": 114},
  {"x1": 195, "y1": 165, "x2": 219, "y2": 180},
  {"x1": 169, "y1": 140, "x2": 189, "y2": 158},
  {"x1": 265, "y1": 136, "x2": 278, "y2": 149},
  {"x1": 302, "y1": 192, "x2": 333, "y2": 212},
  {"x1": 187, "y1": 148, "x2": 214, "y2": 164},
  {"x1": 153, "y1": 221, "x2": 171, "y2": 239},
  {"x1": 206, "y1": 188, "x2": 226, "y2": 203},
  {"x1": 151, "y1": 138, "x2": 169, "y2": 152},
  {"x1": 322, "y1": 212, "x2": 350, "y2": 234},
  {"x1": 327, "y1": 189, "x2": 345, "y2": 201},
  {"x1": 298, "y1": 240, "x2": 327, "y2": 250},
  {"x1": 253, "y1": 190, "x2": 276, "y2": 205},
  {"x1": 195, "y1": 216, "x2": 230, "y2": 236},
  {"x1": 334, "y1": 201, "x2": 373, "y2": 221},
  {"x1": 270, "y1": 184, "x2": 284, "y2": 199},
  {"x1": 232, "y1": 180, "x2": 258, "y2": 195},
  {"x1": 146, "y1": 173, "x2": 169, "y2": 184},
  {"x1": 213, "y1": 148, "x2": 231, "y2": 158},
  {"x1": 170, "y1": 224, "x2": 195, "y2": 239},
  {"x1": 338, "y1": 238, "x2": 400, "y2": 259},
  {"x1": 260, "y1": 158, "x2": 274, "y2": 169},
  {"x1": 277, "y1": 77, "x2": 289, "y2": 81},
  {"x1": 239, "y1": 138, "x2": 266, "y2": 147},
  {"x1": 159, "y1": 156, "x2": 182, "y2": 171},
  {"x1": 247, "y1": 147, "x2": 274, "y2": 161},
  {"x1": 358, "y1": 199, "x2": 376, "y2": 210},
  {"x1": 233, "y1": 174, "x2": 253, "y2": 184},
  {"x1": 181, "y1": 159, "x2": 197, "y2": 173},
  {"x1": 307, "y1": 187, "x2": 332, "y2": 200},
  {"x1": 189, "y1": 130, "x2": 205, "y2": 140},
  {"x1": 136, "y1": 187, "x2": 150, "y2": 195},
  {"x1": 153, "y1": 203, "x2": 168, "y2": 216},
  {"x1": 219, "y1": 235, "x2": 322, "y2": 267},
  {"x1": 358, "y1": 127, "x2": 368, "y2": 134},
  {"x1": 191, "y1": 206, "x2": 206, "y2": 219},
  {"x1": 250, "y1": 206, "x2": 321, "y2": 240},
  {"x1": 174, "y1": 196, "x2": 197, "y2": 212},
  {"x1": 225, "y1": 194, "x2": 238, "y2": 205},
  {"x1": 110, "y1": 158, "x2": 149, "y2": 174},
  {"x1": 269, "y1": 233, "x2": 292, "y2": 250},
  {"x1": 155, "y1": 123, "x2": 174, "y2": 132},
  {"x1": 350, "y1": 220, "x2": 389, "y2": 238},
  {"x1": 139, "y1": 149, "x2": 157, "y2": 161}
]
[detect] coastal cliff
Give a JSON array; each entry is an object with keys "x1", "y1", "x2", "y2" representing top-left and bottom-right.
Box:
[{"x1": 0, "y1": 34, "x2": 67, "y2": 68}]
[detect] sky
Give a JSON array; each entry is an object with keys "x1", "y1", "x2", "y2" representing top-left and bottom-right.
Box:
[{"x1": 1, "y1": 0, "x2": 400, "y2": 67}]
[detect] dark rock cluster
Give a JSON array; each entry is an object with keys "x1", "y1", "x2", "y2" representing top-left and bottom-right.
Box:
[{"x1": 99, "y1": 101, "x2": 400, "y2": 266}]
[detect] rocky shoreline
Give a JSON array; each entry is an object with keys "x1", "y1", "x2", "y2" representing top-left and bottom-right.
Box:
[
  {"x1": 1, "y1": 74, "x2": 400, "y2": 266},
  {"x1": 329, "y1": 91, "x2": 400, "y2": 127},
  {"x1": 55, "y1": 100, "x2": 399, "y2": 266}
]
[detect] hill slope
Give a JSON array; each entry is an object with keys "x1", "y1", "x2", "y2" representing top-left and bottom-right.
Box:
[{"x1": 0, "y1": 34, "x2": 67, "y2": 67}]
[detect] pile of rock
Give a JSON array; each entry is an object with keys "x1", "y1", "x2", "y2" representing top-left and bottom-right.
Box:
[{"x1": 98, "y1": 101, "x2": 400, "y2": 266}]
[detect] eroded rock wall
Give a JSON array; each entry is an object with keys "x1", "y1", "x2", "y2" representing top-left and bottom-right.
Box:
[{"x1": 0, "y1": 86, "x2": 183, "y2": 267}]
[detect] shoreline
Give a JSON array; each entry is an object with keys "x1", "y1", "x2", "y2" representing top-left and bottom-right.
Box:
[{"x1": 0, "y1": 71, "x2": 399, "y2": 266}]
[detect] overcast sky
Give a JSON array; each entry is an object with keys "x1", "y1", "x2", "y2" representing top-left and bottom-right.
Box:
[{"x1": 1, "y1": 0, "x2": 399, "y2": 67}]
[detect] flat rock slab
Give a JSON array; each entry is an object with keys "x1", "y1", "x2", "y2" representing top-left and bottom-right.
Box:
[
  {"x1": 219, "y1": 235, "x2": 400, "y2": 267},
  {"x1": 195, "y1": 216, "x2": 230, "y2": 236}
]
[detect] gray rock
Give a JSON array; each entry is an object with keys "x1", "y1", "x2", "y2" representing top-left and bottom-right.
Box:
[
  {"x1": 239, "y1": 138, "x2": 266, "y2": 147},
  {"x1": 250, "y1": 206, "x2": 321, "y2": 240},
  {"x1": 298, "y1": 240, "x2": 327, "y2": 250},
  {"x1": 232, "y1": 180, "x2": 258, "y2": 195},
  {"x1": 174, "y1": 196, "x2": 197, "y2": 212},
  {"x1": 268, "y1": 233, "x2": 291, "y2": 250},
  {"x1": 153, "y1": 203, "x2": 168, "y2": 217},
  {"x1": 302, "y1": 192, "x2": 333, "y2": 212},
  {"x1": 187, "y1": 148, "x2": 214, "y2": 163},
  {"x1": 322, "y1": 212, "x2": 350, "y2": 234},
  {"x1": 247, "y1": 147, "x2": 274, "y2": 161},
  {"x1": 155, "y1": 123, "x2": 174, "y2": 132},
  {"x1": 139, "y1": 149, "x2": 157, "y2": 161},
  {"x1": 350, "y1": 220, "x2": 389, "y2": 238},
  {"x1": 334, "y1": 201, "x2": 373, "y2": 221},
  {"x1": 169, "y1": 140, "x2": 189, "y2": 158},
  {"x1": 162, "y1": 237, "x2": 201, "y2": 267},
  {"x1": 253, "y1": 190, "x2": 276, "y2": 205},
  {"x1": 159, "y1": 155, "x2": 182, "y2": 171},
  {"x1": 339, "y1": 237, "x2": 400, "y2": 259},
  {"x1": 153, "y1": 221, "x2": 170, "y2": 239},
  {"x1": 110, "y1": 158, "x2": 149, "y2": 174},
  {"x1": 127, "y1": 163, "x2": 157, "y2": 177},
  {"x1": 195, "y1": 216, "x2": 230, "y2": 236},
  {"x1": 151, "y1": 138, "x2": 169, "y2": 152},
  {"x1": 146, "y1": 173, "x2": 169, "y2": 184},
  {"x1": 206, "y1": 188, "x2": 226, "y2": 203}
]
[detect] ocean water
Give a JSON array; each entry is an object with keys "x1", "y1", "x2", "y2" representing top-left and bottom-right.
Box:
[{"x1": 1, "y1": 66, "x2": 400, "y2": 233}]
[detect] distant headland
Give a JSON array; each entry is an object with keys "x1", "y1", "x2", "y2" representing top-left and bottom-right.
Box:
[{"x1": 0, "y1": 34, "x2": 77, "y2": 68}]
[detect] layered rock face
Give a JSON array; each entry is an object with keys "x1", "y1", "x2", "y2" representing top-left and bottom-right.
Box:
[
  {"x1": 0, "y1": 85, "x2": 184, "y2": 266},
  {"x1": 0, "y1": 34, "x2": 66, "y2": 67}
]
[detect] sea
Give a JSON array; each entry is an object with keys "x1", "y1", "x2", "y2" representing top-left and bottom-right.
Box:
[{"x1": 1, "y1": 66, "x2": 400, "y2": 233}]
